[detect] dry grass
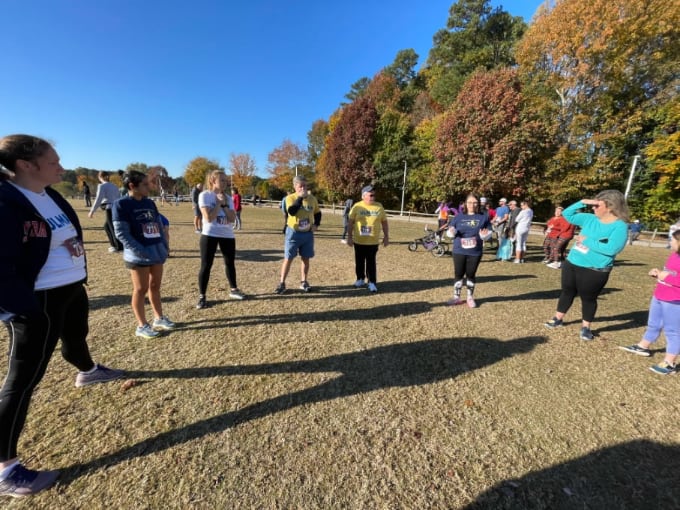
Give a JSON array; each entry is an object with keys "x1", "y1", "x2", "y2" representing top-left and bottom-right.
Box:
[{"x1": 3, "y1": 201, "x2": 679, "y2": 509}]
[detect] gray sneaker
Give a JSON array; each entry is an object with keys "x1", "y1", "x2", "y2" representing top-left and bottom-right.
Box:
[
  {"x1": 0, "y1": 464, "x2": 59, "y2": 497},
  {"x1": 152, "y1": 316, "x2": 176, "y2": 331},
  {"x1": 618, "y1": 344, "x2": 652, "y2": 357},
  {"x1": 75, "y1": 364, "x2": 125, "y2": 388},
  {"x1": 136, "y1": 323, "x2": 160, "y2": 338}
]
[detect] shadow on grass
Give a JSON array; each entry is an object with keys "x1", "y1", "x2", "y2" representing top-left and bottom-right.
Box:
[
  {"x1": 595, "y1": 309, "x2": 649, "y2": 333},
  {"x1": 89, "y1": 295, "x2": 181, "y2": 311},
  {"x1": 463, "y1": 440, "x2": 680, "y2": 509},
  {"x1": 61, "y1": 335, "x2": 547, "y2": 483}
]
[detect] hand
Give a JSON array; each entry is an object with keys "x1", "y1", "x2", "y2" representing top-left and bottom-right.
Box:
[
  {"x1": 576, "y1": 234, "x2": 586, "y2": 243},
  {"x1": 383, "y1": 237, "x2": 389, "y2": 247},
  {"x1": 346, "y1": 237, "x2": 354, "y2": 247},
  {"x1": 581, "y1": 199, "x2": 599, "y2": 206},
  {"x1": 87, "y1": 212, "x2": 94, "y2": 218}
]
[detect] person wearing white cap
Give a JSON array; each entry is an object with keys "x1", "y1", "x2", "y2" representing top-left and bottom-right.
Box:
[{"x1": 346, "y1": 185, "x2": 389, "y2": 293}]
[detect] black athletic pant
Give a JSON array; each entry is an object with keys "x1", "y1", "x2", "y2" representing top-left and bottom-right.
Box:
[
  {"x1": 198, "y1": 236, "x2": 237, "y2": 294},
  {"x1": 354, "y1": 243, "x2": 379, "y2": 283},
  {"x1": 557, "y1": 260, "x2": 611, "y2": 322},
  {"x1": 0, "y1": 282, "x2": 94, "y2": 461},
  {"x1": 105, "y1": 207, "x2": 123, "y2": 251}
]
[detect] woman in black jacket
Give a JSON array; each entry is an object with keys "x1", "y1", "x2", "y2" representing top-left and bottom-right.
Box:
[{"x1": 0, "y1": 134, "x2": 124, "y2": 498}]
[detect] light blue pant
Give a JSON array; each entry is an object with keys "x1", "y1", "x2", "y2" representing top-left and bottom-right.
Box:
[{"x1": 643, "y1": 296, "x2": 680, "y2": 355}]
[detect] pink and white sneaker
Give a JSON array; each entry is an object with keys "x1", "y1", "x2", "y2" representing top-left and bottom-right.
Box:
[{"x1": 466, "y1": 296, "x2": 477, "y2": 308}]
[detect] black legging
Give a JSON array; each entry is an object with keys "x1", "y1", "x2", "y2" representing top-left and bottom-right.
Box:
[
  {"x1": 452, "y1": 253, "x2": 482, "y2": 295},
  {"x1": 354, "y1": 243, "x2": 379, "y2": 283},
  {"x1": 0, "y1": 282, "x2": 94, "y2": 461},
  {"x1": 105, "y1": 207, "x2": 123, "y2": 250},
  {"x1": 557, "y1": 259, "x2": 611, "y2": 322},
  {"x1": 198, "y1": 236, "x2": 237, "y2": 294}
]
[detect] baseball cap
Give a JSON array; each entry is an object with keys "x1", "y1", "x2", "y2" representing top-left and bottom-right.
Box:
[
  {"x1": 361, "y1": 185, "x2": 374, "y2": 195},
  {"x1": 499, "y1": 198, "x2": 507, "y2": 203}
]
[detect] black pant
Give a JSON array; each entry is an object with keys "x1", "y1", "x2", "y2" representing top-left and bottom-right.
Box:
[
  {"x1": 557, "y1": 260, "x2": 611, "y2": 322},
  {"x1": 354, "y1": 244, "x2": 379, "y2": 283},
  {"x1": 198, "y1": 236, "x2": 237, "y2": 294},
  {"x1": 0, "y1": 282, "x2": 94, "y2": 461},
  {"x1": 105, "y1": 208, "x2": 123, "y2": 250}
]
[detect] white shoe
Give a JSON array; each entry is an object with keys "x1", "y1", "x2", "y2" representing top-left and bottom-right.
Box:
[
  {"x1": 353, "y1": 279, "x2": 365, "y2": 288},
  {"x1": 547, "y1": 261, "x2": 562, "y2": 269},
  {"x1": 367, "y1": 283, "x2": 378, "y2": 293},
  {"x1": 340, "y1": 239, "x2": 348, "y2": 244}
]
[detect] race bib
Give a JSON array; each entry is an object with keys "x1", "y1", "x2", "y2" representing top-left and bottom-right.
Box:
[
  {"x1": 298, "y1": 218, "x2": 311, "y2": 231},
  {"x1": 573, "y1": 241, "x2": 589, "y2": 254},
  {"x1": 461, "y1": 238, "x2": 477, "y2": 249},
  {"x1": 360, "y1": 226, "x2": 372, "y2": 236},
  {"x1": 63, "y1": 237, "x2": 85, "y2": 259},
  {"x1": 143, "y1": 222, "x2": 161, "y2": 239}
]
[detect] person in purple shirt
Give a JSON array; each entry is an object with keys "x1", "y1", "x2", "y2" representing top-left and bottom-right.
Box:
[{"x1": 445, "y1": 193, "x2": 492, "y2": 308}]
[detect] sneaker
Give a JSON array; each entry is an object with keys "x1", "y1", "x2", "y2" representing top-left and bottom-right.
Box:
[
  {"x1": 618, "y1": 344, "x2": 652, "y2": 357},
  {"x1": 274, "y1": 282, "x2": 286, "y2": 295},
  {"x1": 195, "y1": 229, "x2": 201, "y2": 234},
  {"x1": 135, "y1": 323, "x2": 160, "y2": 339},
  {"x1": 447, "y1": 297, "x2": 463, "y2": 306},
  {"x1": 467, "y1": 296, "x2": 477, "y2": 308},
  {"x1": 153, "y1": 316, "x2": 176, "y2": 331},
  {"x1": 353, "y1": 279, "x2": 365, "y2": 288},
  {"x1": 196, "y1": 295, "x2": 208, "y2": 309},
  {"x1": 544, "y1": 317, "x2": 563, "y2": 329},
  {"x1": 547, "y1": 261, "x2": 562, "y2": 269},
  {"x1": 367, "y1": 283, "x2": 378, "y2": 293},
  {"x1": 580, "y1": 327, "x2": 594, "y2": 341},
  {"x1": 75, "y1": 363, "x2": 125, "y2": 388},
  {"x1": 513, "y1": 259, "x2": 524, "y2": 264},
  {"x1": 0, "y1": 464, "x2": 60, "y2": 497},
  {"x1": 107, "y1": 246, "x2": 120, "y2": 253},
  {"x1": 649, "y1": 361, "x2": 679, "y2": 375},
  {"x1": 340, "y1": 239, "x2": 348, "y2": 244},
  {"x1": 541, "y1": 258, "x2": 550, "y2": 264},
  {"x1": 300, "y1": 281, "x2": 312, "y2": 292},
  {"x1": 229, "y1": 289, "x2": 246, "y2": 300}
]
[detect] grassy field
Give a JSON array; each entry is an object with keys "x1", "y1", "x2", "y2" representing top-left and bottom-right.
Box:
[{"x1": 3, "y1": 200, "x2": 679, "y2": 509}]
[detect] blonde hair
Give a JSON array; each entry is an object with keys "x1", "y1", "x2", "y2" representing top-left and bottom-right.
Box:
[{"x1": 205, "y1": 170, "x2": 226, "y2": 191}]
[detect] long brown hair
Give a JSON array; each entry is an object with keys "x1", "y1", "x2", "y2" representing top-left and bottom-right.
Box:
[{"x1": 0, "y1": 134, "x2": 52, "y2": 179}]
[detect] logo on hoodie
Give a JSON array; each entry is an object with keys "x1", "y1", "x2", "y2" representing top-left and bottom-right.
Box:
[{"x1": 23, "y1": 220, "x2": 48, "y2": 243}]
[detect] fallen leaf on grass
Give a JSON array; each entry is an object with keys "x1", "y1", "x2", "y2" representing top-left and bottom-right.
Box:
[{"x1": 120, "y1": 379, "x2": 138, "y2": 391}]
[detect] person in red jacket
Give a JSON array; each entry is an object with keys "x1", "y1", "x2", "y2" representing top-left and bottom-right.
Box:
[
  {"x1": 231, "y1": 187, "x2": 242, "y2": 230},
  {"x1": 542, "y1": 206, "x2": 575, "y2": 269}
]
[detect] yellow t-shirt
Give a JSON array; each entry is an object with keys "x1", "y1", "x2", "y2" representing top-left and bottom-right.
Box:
[
  {"x1": 349, "y1": 201, "x2": 387, "y2": 245},
  {"x1": 285, "y1": 193, "x2": 320, "y2": 232}
]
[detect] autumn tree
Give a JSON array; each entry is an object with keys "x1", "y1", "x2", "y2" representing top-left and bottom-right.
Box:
[
  {"x1": 515, "y1": 0, "x2": 680, "y2": 205},
  {"x1": 267, "y1": 140, "x2": 309, "y2": 192},
  {"x1": 432, "y1": 67, "x2": 548, "y2": 200},
  {"x1": 143, "y1": 165, "x2": 173, "y2": 194},
  {"x1": 229, "y1": 152, "x2": 256, "y2": 193},
  {"x1": 183, "y1": 157, "x2": 222, "y2": 188}
]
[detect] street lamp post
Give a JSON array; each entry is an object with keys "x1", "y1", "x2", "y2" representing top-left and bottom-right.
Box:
[
  {"x1": 624, "y1": 155, "x2": 640, "y2": 200},
  {"x1": 400, "y1": 161, "x2": 407, "y2": 216}
]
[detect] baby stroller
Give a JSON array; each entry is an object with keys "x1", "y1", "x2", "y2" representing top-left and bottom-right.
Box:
[{"x1": 408, "y1": 225, "x2": 449, "y2": 257}]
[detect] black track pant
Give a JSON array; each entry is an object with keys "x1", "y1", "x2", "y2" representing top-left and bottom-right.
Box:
[
  {"x1": 556, "y1": 260, "x2": 611, "y2": 322},
  {"x1": 354, "y1": 244, "x2": 379, "y2": 283},
  {"x1": 198, "y1": 236, "x2": 237, "y2": 294},
  {"x1": 0, "y1": 282, "x2": 94, "y2": 461}
]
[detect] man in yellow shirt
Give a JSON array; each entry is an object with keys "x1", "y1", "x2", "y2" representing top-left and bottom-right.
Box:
[
  {"x1": 275, "y1": 176, "x2": 321, "y2": 294},
  {"x1": 346, "y1": 185, "x2": 389, "y2": 292}
]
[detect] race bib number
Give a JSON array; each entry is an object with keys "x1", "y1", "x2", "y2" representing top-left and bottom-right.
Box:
[
  {"x1": 461, "y1": 238, "x2": 477, "y2": 249},
  {"x1": 360, "y1": 226, "x2": 372, "y2": 236},
  {"x1": 298, "y1": 218, "x2": 310, "y2": 231},
  {"x1": 143, "y1": 222, "x2": 161, "y2": 239},
  {"x1": 63, "y1": 237, "x2": 85, "y2": 259},
  {"x1": 573, "y1": 241, "x2": 589, "y2": 254}
]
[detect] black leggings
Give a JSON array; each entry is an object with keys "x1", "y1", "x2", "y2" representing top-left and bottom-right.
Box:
[
  {"x1": 0, "y1": 282, "x2": 94, "y2": 461},
  {"x1": 452, "y1": 253, "x2": 482, "y2": 295},
  {"x1": 198, "y1": 236, "x2": 237, "y2": 294},
  {"x1": 557, "y1": 260, "x2": 611, "y2": 322},
  {"x1": 354, "y1": 244, "x2": 379, "y2": 283}
]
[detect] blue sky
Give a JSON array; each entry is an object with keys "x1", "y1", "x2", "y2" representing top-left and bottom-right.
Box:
[{"x1": 2, "y1": 0, "x2": 545, "y2": 178}]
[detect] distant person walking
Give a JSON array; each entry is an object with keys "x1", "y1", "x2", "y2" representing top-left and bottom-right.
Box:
[
  {"x1": 82, "y1": 181, "x2": 91, "y2": 207},
  {"x1": 196, "y1": 172, "x2": 245, "y2": 309},
  {"x1": 346, "y1": 185, "x2": 389, "y2": 293},
  {"x1": 113, "y1": 171, "x2": 175, "y2": 339},
  {"x1": 619, "y1": 229, "x2": 680, "y2": 375},
  {"x1": 275, "y1": 176, "x2": 321, "y2": 294},
  {"x1": 0, "y1": 134, "x2": 124, "y2": 498},
  {"x1": 231, "y1": 187, "x2": 242, "y2": 230},
  {"x1": 191, "y1": 182, "x2": 203, "y2": 233},
  {"x1": 88, "y1": 171, "x2": 123, "y2": 253},
  {"x1": 544, "y1": 190, "x2": 629, "y2": 341},
  {"x1": 513, "y1": 200, "x2": 533, "y2": 263},
  {"x1": 341, "y1": 197, "x2": 353, "y2": 243},
  {"x1": 628, "y1": 219, "x2": 643, "y2": 246}
]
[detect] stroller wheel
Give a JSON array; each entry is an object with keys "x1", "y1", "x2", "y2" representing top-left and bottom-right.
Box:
[
  {"x1": 432, "y1": 244, "x2": 447, "y2": 257},
  {"x1": 408, "y1": 242, "x2": 418, "y2": 252}
]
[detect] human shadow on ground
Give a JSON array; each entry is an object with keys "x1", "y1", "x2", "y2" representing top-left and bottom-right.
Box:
[
  {"x1": 463, "y1": 440, "x2": 680, "y2": 509},
  {"x1": 595, "y1": 310, "x2": 649, "y2": 334},
  {"x1": 236, "y1": 249, "x2": 282, "y2": 262},
  {"x1": 183, "y1": 300, "x2": 436, "y2": 330},
  {"x1": 88, "y1": 294, "x2": 181, "y2": 311},
  {"x1": 60, "y1": 335, "x2": 547, "y2": 483}
]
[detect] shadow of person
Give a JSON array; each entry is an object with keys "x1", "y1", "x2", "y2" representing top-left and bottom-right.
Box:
[
  {"x1": 61, "y1": 335, "x2": 546, "y2": 483},
  {"x1": 463, "y1": 439, "x2": 680, "y2": 509}
]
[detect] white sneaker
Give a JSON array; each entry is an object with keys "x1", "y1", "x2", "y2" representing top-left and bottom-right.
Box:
[
  {"x1": 547, "y1": 261, "x2": 562, "y2": 269},
  {"x1": 367, "y1": 283, "x2": 378, "y2": 293},
  {"x1": 229, "y1": 289, "x2": 246, "y2": 300},
  {"x1": 152, "y1": 316, "x2": 176, "y2": 331},
  {"x1": 353, "y1": 279, "x2": 365, "y2": 288},
  {"x1": 340, "y1": 239, "x2": 348, "y2": 244}
]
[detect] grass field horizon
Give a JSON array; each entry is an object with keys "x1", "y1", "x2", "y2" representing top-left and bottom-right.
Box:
[{"x1": 3, "y1": 200, "x2": 678, "y2": 509}]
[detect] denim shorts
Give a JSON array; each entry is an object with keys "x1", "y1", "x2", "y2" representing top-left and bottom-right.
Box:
[{"x1": 284, "y1": 228, "x2": 314, "y2": 259}]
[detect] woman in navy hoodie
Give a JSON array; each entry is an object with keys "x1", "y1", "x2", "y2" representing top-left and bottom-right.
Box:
[{"x1": 0, "y1": 134, "x2": 124, "y2": 497}]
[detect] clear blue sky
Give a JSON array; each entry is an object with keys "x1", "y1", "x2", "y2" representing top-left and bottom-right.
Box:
[{"x1": 2, "y1": 0, "x2": 545, "y2": 178}]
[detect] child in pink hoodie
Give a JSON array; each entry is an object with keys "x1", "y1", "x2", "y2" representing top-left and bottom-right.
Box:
[{"x1": 619, "y1": 229, "x2": 680, "y2": 374}]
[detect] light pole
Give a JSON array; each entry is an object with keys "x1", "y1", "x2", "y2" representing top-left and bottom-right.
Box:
[
  {"x1": 400, "y1": 161, "x2": 407, "y2": 216},
  {"x1": 624, "y1": 155, "x2": 640, "y2": 200}
]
